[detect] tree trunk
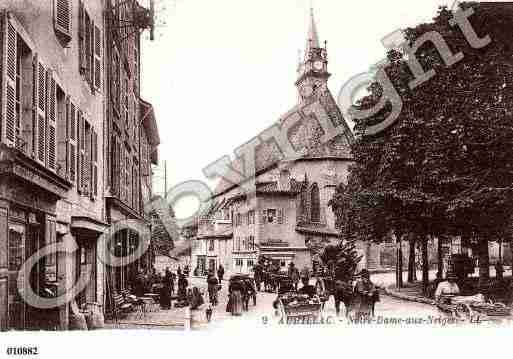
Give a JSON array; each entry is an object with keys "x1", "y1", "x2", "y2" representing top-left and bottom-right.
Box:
[
  {"x1": 408, "y1": 238, "x2": 416, "y2": 283},
  {"x1": 422, "y1": 237, "x2": 429, "y2": 294},
  {"x1": 477, "y1": 238, "x2": 490, "y2": 289},
  {"x1": 437, "y1": 236, "x2": 443, "y2": 280},
  {"x1": 396, "y1": 235, "x2": 403, "y2": 289}
]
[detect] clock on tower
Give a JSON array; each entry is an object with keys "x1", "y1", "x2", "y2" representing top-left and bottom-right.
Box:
[{"x1": 295, "y1": 8, "x2": 330, "y2": 102}]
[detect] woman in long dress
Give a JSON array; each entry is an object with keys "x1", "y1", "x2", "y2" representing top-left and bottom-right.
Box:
[{"x1": 227, "y1": 279, "x2": 243, "y2": 316}]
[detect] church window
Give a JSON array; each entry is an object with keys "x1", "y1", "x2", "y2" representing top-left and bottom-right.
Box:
[{"x1": 311, "y1": 183, "x2": 320, "y2": 222}]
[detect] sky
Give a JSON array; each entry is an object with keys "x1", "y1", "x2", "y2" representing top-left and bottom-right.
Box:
[{"x1": 139, "y1": 0, "x2": 493, "y2": 220}]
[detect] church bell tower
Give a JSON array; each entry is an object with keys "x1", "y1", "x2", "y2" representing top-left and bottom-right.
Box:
[{"x1": 296, "y1": 8, "x2": 330, "y2": 102}]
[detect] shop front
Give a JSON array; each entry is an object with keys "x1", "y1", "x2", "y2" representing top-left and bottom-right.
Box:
[{"x1": 0, "y1": 145, "x2": 71, "y2": 330}]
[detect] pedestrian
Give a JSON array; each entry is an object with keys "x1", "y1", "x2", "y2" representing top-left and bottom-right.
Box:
[
  {"x1": 288, "y1": 262, "x2": 300, "y2": 291},
  {"x1": 253, "y1": 263, "x2": 263, "y2": 291},
  {"x1": 351, "y1": 269, "x2": 379, "y2": 319},
  {"x1": 169, "y1": 270, "x2": 176, "y2": 295},
  {"x1": 159, "y1": 268, "x2": 173, "y2": 309},
  {"x1": 189, "y1": 287, "x2": 204, "y2": 310},
  {"x1": 177, "y1": 266, "x2": 182, "y2": 278},
  {"x1": 227, "y1": 278, "x2": 243, "y2": 316},
  {"x1": 164, "y1": 267, "x2": 173, "y2": 295},
  {"x1": 434, "y1": 271, "x2": 460, "y2": 303},
  {"x1": 495, "y1": 261, "x2": 505, "y2": 281},
  {"x1": 217, "y1": 265, "x2": 225, "y2": 283},
  {"x1": 177, "y1": 274, "x2": 188, "y2": 301},
  {"x1": 207, "y1": 270, "x2": 219, "y2": 306}
]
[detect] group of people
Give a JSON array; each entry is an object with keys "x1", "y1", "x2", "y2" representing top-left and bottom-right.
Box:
[
  {"x1": 159, "y1": 267, "x2": 191, "y2": 309},
  {"x1": 226, "y1": 276, "x2": 257, "y2": 316},
  {"x1": 269, "y1": 261, "x2": 381, "y2": 319}
]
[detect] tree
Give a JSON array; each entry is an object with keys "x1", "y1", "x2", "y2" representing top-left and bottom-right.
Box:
[
  {"x1": 332, "y1": 3, "x2": 513, "y2": 291},
  {"x1": 319, "y1": 241, "x2": 363, "y2": 281},
  {"x1": 149, "y1": 195, "x2": 176, "y2": 258}
]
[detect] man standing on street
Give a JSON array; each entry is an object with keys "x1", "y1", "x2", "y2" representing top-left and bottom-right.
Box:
[
  {"x1": 288, "y1": 262, "x2": 300, "y2": 291},
  {"x1": 217, "y1": 264, "x2": 225, "y2": 283},
  {"x1": 207, "y1": 270, "x2": 219, "y2": 306}
]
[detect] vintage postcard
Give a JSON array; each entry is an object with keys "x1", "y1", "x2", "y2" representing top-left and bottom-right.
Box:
[{"x1": 0, "y1": 0, "x2": 513, "y2": 357}]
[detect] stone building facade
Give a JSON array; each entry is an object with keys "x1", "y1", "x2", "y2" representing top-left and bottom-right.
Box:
[
  {"x1": 191, "y1": 10, "x2": 382, "y2": 278},
  {"x1": 0, "y1": 0, "x2": 158, "y2": 330}
]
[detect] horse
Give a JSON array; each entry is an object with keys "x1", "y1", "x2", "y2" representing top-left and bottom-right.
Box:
[{"x1": 315, "y1": 277, "x2": 355, "y2": 317}]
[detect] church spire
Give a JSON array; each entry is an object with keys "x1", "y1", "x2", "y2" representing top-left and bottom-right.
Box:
[
  {"x1": 296, "y1": 5, "x2": 329, "y2": 101},
  {"x1": 305, "y1": 7, "x2": 320, "y2": 58}
]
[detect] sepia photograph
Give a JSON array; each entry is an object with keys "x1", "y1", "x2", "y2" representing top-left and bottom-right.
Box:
[{"x1": 1, "y1": 0, "x2": 513, "y2": 357}]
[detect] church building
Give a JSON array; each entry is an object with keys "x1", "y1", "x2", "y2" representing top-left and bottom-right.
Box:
[{"x1": 191, "y1": 9, "x2": 382, "y2": 277}]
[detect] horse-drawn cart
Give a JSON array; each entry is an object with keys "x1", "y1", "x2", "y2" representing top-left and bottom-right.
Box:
[
  {"x1": 275, "y1": 293, "x2": 323, "y2": 324},
  {"x1": 437, "y1": 294, "x2": 512, "y2": 323}
]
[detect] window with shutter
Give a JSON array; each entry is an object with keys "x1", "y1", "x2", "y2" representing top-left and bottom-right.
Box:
[
  {"x1": 93, "y1": 25, "x2": 101, "y2": 90},
  {"x1": 77, "y1": 111, "x2": 85, "y2": 193},
  {"x1": 126, "y1": 151, "x2": 131, "y2": 205},
  {"x1": 46, "y1": 71, "x2": 57, "y2": 171},
  {"x1": 54, "y1": 0, "x2": 72, "y2": 40},
  {"x1": 119, "y1": 144, "x2": 125, "y2": 200},
  {"x1": 78, "y1": 1, "x2": 85, "y2": 72},
  {"x1": 91, "y1": 129, "x2": 98, "y2": 198},
  {"x1": 57, "y1": 92, "x2": 68, "y2": 177},
  {"x1": 83, "y1": 120, "x2": 91, "y2": 194},
  {"x1": 84, "y1": 12, "x2": 91, "y2": 83},
  {"x1": 32, "y1": 60, "x2": 46, "y2": 165},
  {"x1": 67, "y1": 101, "x2": 77, "y2": 183},
  {"x1": 111, "y1": 135, "x2": 118, "y2": 196},
  {"x1": 1, "y1": 20, "x2": 17, "y2": 146},
  {"x1": 112, "y1": 46, "x2": 120, "y2": 113}
]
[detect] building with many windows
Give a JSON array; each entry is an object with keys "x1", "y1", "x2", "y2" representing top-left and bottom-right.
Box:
[{"x1": 0, "y1": 0, "x2": 158, "y2": 330}]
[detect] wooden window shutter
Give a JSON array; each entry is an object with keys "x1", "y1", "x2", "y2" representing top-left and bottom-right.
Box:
[
  {"x1": 1, "y1": 19, "x2": 17, "y2": 147},
  {"x1": 57, "y1": 96, "x2": 70, "y2": 177},
  {"x1": 93, "y1": 25, "x2": 101, "y2": 90},
  {"x1": 46, "y1": 71, "x2": 57, "y2": 171},
  {"x1": 78, "y1": 1, "x2": 85, "y2": 73},
  {"x1": 32, "y1": 55, "x2": 46, "y2": 165},
  {"x1": 91, "y1": 128, "x2": 98, "y2": 198},
  {"x1": 116, "y1": 139, "x2": 121, "y2": 197},
  {"x1": 54, "y1": 0, "x2": 72, "y2": 38},
  {"x1": 119, "y1": 144, "x2": 125, "y2": 200},
  {"x1": 0, "y1": 207, "x2": 7, "y2": 269},
  {"x1": 111, "y1": 136, "x2": 118, "y2": 195},
  {"x1": 67, "y1": 101, "x2": 77, "y2": 183},
  {"x1": 89, "y1": 19, "x2": 95, "y2": 91},
  {"x1": 78, "y1": 111, "x2": 85, "y2": 193},
  {"x1": 84, "y1": 12, "x2": 91, "y2": 84}
]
